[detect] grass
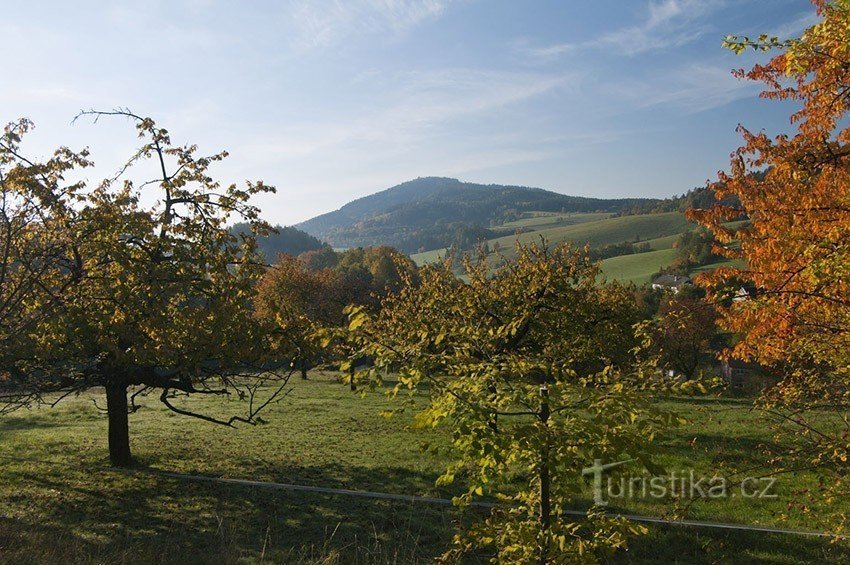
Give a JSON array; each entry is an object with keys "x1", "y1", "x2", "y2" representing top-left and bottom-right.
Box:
[
  {"x1": 493, "y1": 212, "x2": 613, "y2": 232},
  {"x1": 487, "y1": 212, "x2": 692, "y2": 261},
  {"x1": 1, "y1": 372, "x2": 847, "y2": 563},
  {"x1": 410, "y1": 212, "x2": 693, "y2": 268},
  {"x1": 600, "y1": 248, "x2": 680, "y2": 284}
]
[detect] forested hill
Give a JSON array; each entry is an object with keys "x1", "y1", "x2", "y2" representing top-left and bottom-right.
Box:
[
  {"x1": 296, "y1": 177, "x2": 661, "y2": 252},
  {"x1": 230, "y1": 223, "x2": 327, "y2": 262}
]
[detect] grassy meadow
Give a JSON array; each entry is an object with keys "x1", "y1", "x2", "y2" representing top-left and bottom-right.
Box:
[
  {"x1": 410, "y1": 212, "x2": 696, "y2": 278},
  {"x1": 599, "y1": 248, "x2": 680, "y2": 284},
  {"x1": 1, "y1": 372, "x2": 848, "y2": 563}
]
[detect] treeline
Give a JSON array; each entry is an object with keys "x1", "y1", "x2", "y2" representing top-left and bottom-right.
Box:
[
  {"x1": 589, "y1": 240, "x2": 652, "y2": 261},
  {"x1": 653, "y1": 228, "x2": 721, "y2": 279},
  {"x1": 624, "y1": 181, "x2": 754, "y2": 216}
]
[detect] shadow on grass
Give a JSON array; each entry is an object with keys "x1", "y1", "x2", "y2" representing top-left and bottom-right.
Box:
[
  {"x1": 668, "y1": 431, "x2": 783, "y2": 469},
  {"x1": 660, "y1": 395, "x2": 757, "y2": 408},
  {"x1": 0, "y1": 458, "x2": 472, "y2": 564},
  {"x1": 2, "y1": 455, "x2": 845, "y2": 564},
  {"x1": 621, "y1": 525, "x2": 850, "y2": 564},
  {"x1": 0, "y1": 416, "x2": 65, "y2": 431}
]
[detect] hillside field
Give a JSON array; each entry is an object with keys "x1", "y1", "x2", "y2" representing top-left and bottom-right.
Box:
[
  {"x1": 1, "y1": 372, "x2": 847, "y2": 563},
  {"x1": 411, "y1": 212, "x2": 695, "y2": 279},
  {"x1": 600, "y1": 248, "x2": 680, "y2": 284}
]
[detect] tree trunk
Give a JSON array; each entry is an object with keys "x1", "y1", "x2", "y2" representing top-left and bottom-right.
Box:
[
  {"x1": 300, "y1": 359, "x2": 308, "y2": 380},
  {"x1": 106, "y1": 380, "x2": 132, "y2": 467},
  {"x1": 538, "y1": 385, "x2": 551, "y2": 565}
]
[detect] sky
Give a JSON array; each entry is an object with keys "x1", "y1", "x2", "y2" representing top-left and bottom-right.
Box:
[{"x1": 2, "y1": 0, "x2": 817, "y2": 226}]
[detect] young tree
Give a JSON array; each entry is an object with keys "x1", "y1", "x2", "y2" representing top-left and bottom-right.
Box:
[
  {"x1": 344, "y1": 244, "x2": 687, "y2": 562},
  {"x1": 4, "y1": 111, "x2": 292, "y2": 466},
  {"x1": 690, "y1": 0, "x2": 850, "y2": 516}
]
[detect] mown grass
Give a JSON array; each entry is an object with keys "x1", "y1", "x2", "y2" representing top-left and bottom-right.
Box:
[
  {"x1": 600, "y1": 248, "x2": 680, "y2": 284},
  {"x1": 411, "y1": 212, "x2": 693, "y2": 268},
  {"x1": 492, "y1": 212, "x2": 613, "y2": 232},
  {"x1": 1, "y1": 372, "x2": 847, "y2": 563}
]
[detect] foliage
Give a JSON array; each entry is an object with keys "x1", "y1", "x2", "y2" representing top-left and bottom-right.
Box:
[
  {"x1": 333, "y1": 245, "x2": 417, "y2": 294},
  {"x1": 343, "y1": 243, "x2": 697, "y2": 562},
  {"x1": 690, "y1": 0, "x2": 850, "y2": 528},
  {"x1": 0, "y1": 119, "x2": 92, "y2": 412},
  {"x1": 651, "y1": 228, "x2": 721, "y2": 279},
  {"x1": 256, "y1": 245, "x2": 415, "y2": 377},
  {"x1": 652, "y1": 296, "x2": 717, "y2": 379},
  {"x1": 1, "y1": 111, "x2": 292, "y2": 466}
]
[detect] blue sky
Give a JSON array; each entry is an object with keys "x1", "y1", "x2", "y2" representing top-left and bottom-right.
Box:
[{"x1": 3, "y1": 0, "x2": 815, "y2": 225}]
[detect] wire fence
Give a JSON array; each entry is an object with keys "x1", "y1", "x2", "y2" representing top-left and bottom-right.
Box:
[{"x1": 0, "y1": 454, "x2": 839, "y2": 539}]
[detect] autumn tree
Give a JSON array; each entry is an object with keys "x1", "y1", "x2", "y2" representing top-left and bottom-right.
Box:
[
  {"x1": 653, "y1": 296, "x2": 717, "y2": 379},
  {"x1": 690, "y1": 0, "x2": 850, "y2": 517},
  {"x1": 258, "y1": 246, "x2": 415, "y2": 387},
  {"x1": 344, "y1": 244, "x2": 688, "y2": 563},
  {"x1": 0, "y1": 119, "x2": 91, "y2": 413},
  {"x1": 298, "y1": 246, "x2": 339, "y2": 271},
  {"x1": 3, "y1": 111, "x2": 292, "y2": 466},
  {"x1": 255, "y1": 254, "x2": 346, "y2": 378}
]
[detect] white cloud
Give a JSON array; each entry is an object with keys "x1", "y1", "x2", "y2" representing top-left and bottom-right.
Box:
[
  {"x1": 617, "y1": 64, "x2": 757, "y2": 112},
  {"x1": 519, "y1": 0, "x2": 724, "y2": 60},
  {"x1": 240, "y1": 68, "x2": 571, "y2": 159},
  {"x1": 286, "y1": 0, "x2": 451, "y2": 50}
]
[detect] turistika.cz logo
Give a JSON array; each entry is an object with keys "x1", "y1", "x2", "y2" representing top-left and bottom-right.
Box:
[{"x1": 581, "y1": 459, "x2": 778, "y2": 506}]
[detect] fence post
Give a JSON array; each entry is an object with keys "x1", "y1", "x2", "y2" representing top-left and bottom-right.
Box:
[{"x1": 538, "y1": 384, "x2": 551, "y2": 564}]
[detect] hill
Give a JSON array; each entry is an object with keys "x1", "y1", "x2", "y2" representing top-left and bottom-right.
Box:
[
  {"x1": 296, "y1": 177, "x2": 661, "y2": 253},
  {"x1": 230, "y1": 222, "x2": 327, "y2": 262}
]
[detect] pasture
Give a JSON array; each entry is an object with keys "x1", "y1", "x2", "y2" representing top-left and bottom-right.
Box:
[
  {"x1": 0, "y1": 372, "x2": 847, "y2": 563},
  {"x1": 411, "y1": 212, "x2": 694, "y2": 272}
]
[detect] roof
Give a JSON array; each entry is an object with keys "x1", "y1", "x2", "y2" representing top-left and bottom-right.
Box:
[{"x1": 652, "y1": 274, "x2": 692, "y2": 288}]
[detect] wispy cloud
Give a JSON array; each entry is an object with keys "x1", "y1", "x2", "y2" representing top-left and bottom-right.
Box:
[
  {"x1": 771, "y1": 10, "x2": 819, "y2": 39},
  {"x1": 286, "y1": 0, "x2": 451, "y2": 51},
  {"x1": 616, "y1": 64, "x2": 757, "y2": 112},
  {"x1": 242, "y1": 68, "x2": 571, "y2": 159},
  {"x1": 519, "y1": 0, "x2": 724, "y2": 61}
]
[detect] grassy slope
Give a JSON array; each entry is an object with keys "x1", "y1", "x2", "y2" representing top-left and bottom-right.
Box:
[
  {"x1": 494, "y1": 211, "x2": 613, "y2": 232},
  {"x1": 0, "y1": 372, "x2": 847, "y2": 563},
  {"x1": 411, "y1": 212, "x2": 692, "y2": 268},
  {"x1": 600, "y1": 248, "x2": 680, "y2": 284},
  {"x1": 488, "y1": 212, "x2": 691, "y2": 255}
]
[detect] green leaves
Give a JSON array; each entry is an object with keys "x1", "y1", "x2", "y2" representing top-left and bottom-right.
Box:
[
  {"x1": 345, "y1": 241, "x2": 678, "y2": 561},
  {"x1": 723, "y1": 33, "x2": 790, "y2": 55}
]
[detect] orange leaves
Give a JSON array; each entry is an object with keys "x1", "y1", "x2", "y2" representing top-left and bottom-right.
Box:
[{"x1": 691, "y1": 1, "x2": 850, "y2": 383}]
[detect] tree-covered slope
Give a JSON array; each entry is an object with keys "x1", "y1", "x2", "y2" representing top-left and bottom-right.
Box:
[
  {"x1": 230, "y1": 223, "x2": 327, "y2": 262},
  {"x1": 296, "y1": 177, "x2": 661, "y2": 252}
]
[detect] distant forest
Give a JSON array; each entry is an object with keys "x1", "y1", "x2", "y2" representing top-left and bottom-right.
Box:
[{"x1": 230, "y1": 223, "x2": 327, "y2": 262}]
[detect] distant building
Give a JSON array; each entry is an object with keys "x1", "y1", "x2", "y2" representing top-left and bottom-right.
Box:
[
  {"x1": 732, "y1": 284, "x2": 758, "y2": 302},
  {"x1": 651, "y1": 274, "x2": 692, "y2": 293}
]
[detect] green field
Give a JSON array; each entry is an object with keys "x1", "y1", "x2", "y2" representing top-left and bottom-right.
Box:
[
  {"x1": 493, "y1": 211, "x2": 613, "y2": 232},
  {"x1": 600, "y1": 248, "x2": 680, "y2": 284},
  {"x1": 1, "y1": 372, "x2": 847, "y2": 563},
  {"x1": 489, "y1": 212, "x2": 691, "y2": 250},
  {"x1": 411, "y1": 212, "x2": 693, "y2": 269}
]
